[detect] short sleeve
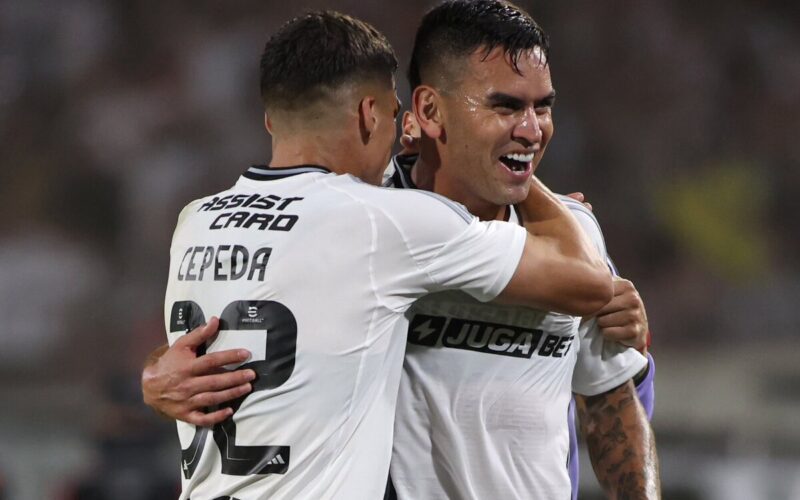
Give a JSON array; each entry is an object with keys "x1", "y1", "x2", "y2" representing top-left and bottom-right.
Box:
[
  {"x1": 557, "y1": 195, "x2": 607, "y2": 257},
  {"x1": 571, "y1": 318, "x2": 648, "y2": 396},
  {"x1": 423, "y1": 218, "x2": 527, "y2": 302},
  {"x1": 368, "y1": 188, "x2": 526, "y2": 307}
]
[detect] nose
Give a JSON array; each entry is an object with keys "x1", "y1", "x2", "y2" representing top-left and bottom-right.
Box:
[{"x1": 511, "y1": 108, "x2": 542, "y2": 148}]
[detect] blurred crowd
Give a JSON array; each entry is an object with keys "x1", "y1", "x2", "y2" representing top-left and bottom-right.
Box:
[{"x1": 0, "y1": 0, "x2": 797, "y2": 498}]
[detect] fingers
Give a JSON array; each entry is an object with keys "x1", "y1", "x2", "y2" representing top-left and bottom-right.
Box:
[
  {"x1": 596, "y1": 309, "x2": 635, "y2": 329},
  {"x1": 188, "y1": 369, "x2": 257, "y2": 394},
  {"x1": 188, "y1": 382, "x2": 253, "y2": 409},
  {"x1": 600, "y1": 326, "x2": 639, "y2": 348},
  {"x1": 191, "y1": 348, "x2": 252, "y2": 376},
  {"x1": 175, "y1": 317, "x2": 220, "y2": 349},
  {"x1": 596, "y1": 280, "x2": 638, "y2": 315},
  {"x1": 186, "y1": 407, "x2": 234, "y2": 427},
  {"x1": 566, "y1": 192, "x2": 584, "y2": 202}
]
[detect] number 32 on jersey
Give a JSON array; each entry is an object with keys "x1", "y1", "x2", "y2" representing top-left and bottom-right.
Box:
[{"x1": 169, "y1": 299, "x2": 298, "y2": 478}]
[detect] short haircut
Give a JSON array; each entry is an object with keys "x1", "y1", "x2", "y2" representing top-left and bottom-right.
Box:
[
  {"x1": 260, "y1": 10, "x2": 398, "y2": 112},
  {"x1": 408, "y1": 0, "x2": 550, "y2": 90}
]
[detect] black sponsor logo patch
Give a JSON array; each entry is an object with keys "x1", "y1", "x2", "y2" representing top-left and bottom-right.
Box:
[{"x1": 407, "y1": 314, "x2": 573, "y2": 359}]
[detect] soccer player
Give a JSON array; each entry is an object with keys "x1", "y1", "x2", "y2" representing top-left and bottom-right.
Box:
[
  {"x1": 383, "y1": 2, "x2": 659, "y2": 499},
  {"x1": 153, "y1": 10, "x2": 612, "y2": 500}
]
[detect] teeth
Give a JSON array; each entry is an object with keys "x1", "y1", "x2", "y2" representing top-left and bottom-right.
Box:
[{"x1": 502, "y1": 152, "x2": 535, "y2": 163}]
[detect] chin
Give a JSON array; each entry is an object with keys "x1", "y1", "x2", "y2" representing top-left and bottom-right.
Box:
[{"x1": 500, "y1": 186, "x2": 529, "y2": 206}]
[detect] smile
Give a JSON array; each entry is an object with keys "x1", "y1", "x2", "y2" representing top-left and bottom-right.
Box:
[{"x1": 499, "y1": 152, "x2": 534, "y2": 172}]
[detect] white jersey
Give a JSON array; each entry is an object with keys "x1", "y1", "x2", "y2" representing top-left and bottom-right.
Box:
[
  {"x1": 163, "y1": 164, "x2": 527, "y2": 500},
  {"x1": 386, "y1": 156, "x2": 647, "y2": 500}
]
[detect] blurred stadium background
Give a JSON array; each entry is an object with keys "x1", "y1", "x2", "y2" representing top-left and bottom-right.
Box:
[{"x1": 0, "y1": 0, "x2": 798, "y2": 498}]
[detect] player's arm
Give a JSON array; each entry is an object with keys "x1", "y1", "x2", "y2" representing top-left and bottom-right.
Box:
[
  {"x1": 499, "y1": 176, "x2": 613, "y2": 316},
  {"x1": 141, "y1": 317, "x2": 256, "y2": 426},
  {"x1": 596, "y1": 277, "x2": 656, "y2": 418},
  {"x1": 574, "y1": 380, "x2": 661, "y2": 499}
]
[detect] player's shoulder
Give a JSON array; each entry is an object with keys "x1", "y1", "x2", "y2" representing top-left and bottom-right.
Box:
[
  {"x1": 334, "y1": 174, "x2": 474, "y2": 226},
  {"x1": 555, "y1": 194, "x2": 607, "y2": 256}
]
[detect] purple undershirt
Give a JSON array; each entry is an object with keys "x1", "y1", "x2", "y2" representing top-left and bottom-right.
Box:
[{"x1": 568, "y1": 352, "x2": 655, "y2": 500}]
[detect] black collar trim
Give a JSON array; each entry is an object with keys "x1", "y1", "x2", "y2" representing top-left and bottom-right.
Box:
[
  {"x1": 390, "y1": 154, "x2": 418, "y2": 189},
  {"x1": 243, "y1": 164, "x2": 332, "y2": 181}
]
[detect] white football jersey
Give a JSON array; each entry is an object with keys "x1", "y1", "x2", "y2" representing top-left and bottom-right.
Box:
[
  {"x1": 386, "y1": 156, "x2": 647, "y2": 500},
  {"x1": 163, "y1": 165, "x2": 527, "y2": 500}
]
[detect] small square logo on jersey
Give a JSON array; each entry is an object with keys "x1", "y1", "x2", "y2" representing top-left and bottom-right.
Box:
[
  {"x1": 408, "y1": 314, "x2": 446, "y2": 346},
  {"x1": 170, "y1": 301, "x2": 206, "y2": 332}
]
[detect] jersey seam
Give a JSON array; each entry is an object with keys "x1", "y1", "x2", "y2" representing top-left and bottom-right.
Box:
[{"x1": 328, "y1": 181, "x2": 466, "y2": 312}]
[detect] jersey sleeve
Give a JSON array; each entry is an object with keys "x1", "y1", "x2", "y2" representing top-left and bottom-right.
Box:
[
  {"x1": 561, "y1": 195, "x2": 648, "y2": 395},
  {"x1": 571, "y1": 319, "x2": 648, "y2": 396},
  {"x1": 557, "y1": 195, "x2": 606, "y2": 257},
  {"x1": 370, "y1": 188, "x2": 527, "y2": 306}
]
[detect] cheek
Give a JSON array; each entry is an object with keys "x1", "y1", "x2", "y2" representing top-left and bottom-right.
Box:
[{"x1": 540, "y1": 115, "x2": 554, "y2": 144}]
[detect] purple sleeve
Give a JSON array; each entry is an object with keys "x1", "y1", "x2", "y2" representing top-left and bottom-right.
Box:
[
  {"x1": 568, "y1": 398, "x2": 579, "y2": 500},
  {"x1": 635, "y1": 353, "x2": 656, "y2": 420}
]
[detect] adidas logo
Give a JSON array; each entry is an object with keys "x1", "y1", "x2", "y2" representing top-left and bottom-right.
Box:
[{"x1": 267, "y1": 454, "x2": 286, "y2": 466}]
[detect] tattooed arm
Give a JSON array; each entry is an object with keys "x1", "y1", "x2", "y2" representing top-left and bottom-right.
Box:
[{"x1": 574, "y1": 379, "x2": 660, "y2": 499}]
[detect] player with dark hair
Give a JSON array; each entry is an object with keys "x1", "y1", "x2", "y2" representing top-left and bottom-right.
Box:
[
  {"x1": 153, "y1": 9, "x2": 612, "y2": 500},
  {"x1": 383, "y1": 1, "x2": 659, "y2": 499}
]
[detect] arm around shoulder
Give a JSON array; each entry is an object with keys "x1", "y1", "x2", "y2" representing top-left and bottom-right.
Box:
[{"x1": 498, "y1": 178, "x2": 613, "y2": 315}]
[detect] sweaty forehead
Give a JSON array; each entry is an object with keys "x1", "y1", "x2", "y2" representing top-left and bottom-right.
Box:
[{"x1": 457, "y1": 46, "x2": 552, "y2": 97}]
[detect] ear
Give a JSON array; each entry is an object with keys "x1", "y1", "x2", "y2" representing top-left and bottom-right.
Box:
[
  {"x1": 264, "y1": 111, "x2": 273, "y2": 134},
  {"x1": 358, "y1": 95, "x2": 377, "y2": 145},
  {"x1": 412, "y1": 85, "x2": 444, "y2": 140}
]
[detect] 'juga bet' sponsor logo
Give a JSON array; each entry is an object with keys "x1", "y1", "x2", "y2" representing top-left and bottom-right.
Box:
[{"x1": 408, "y1": 314, "x2": 573, "y2": 359}]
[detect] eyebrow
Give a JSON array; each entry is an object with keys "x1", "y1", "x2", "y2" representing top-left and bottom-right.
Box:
[
  {"x1": 486, "y1": 92, "x2": 525, "y2": 109},
  {"x1": 486, "y1": 89, "x2": 557, "y2": 109},
  {"x1": 536, "y1": 90, "x2": 556, "y2": 107}
]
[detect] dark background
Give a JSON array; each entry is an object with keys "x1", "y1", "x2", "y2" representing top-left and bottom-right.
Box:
[{"x1": 1, "y1": 0, "x2": 798, "y2": 498}]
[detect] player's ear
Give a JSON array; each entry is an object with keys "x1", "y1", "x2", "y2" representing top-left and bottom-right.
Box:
[
  {"x1": 412, "y1": 85, "x2": 444, "y2": 140},
  {"x1": 358, "y1": 95, "x2": 378, "y2": 144},
  {"x1": 264, "y1": 111, "x2": 273, "y2": 134}
]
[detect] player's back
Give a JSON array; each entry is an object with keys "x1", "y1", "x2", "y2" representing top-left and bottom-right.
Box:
[{"x1": 164, "y1": 165, "x2": 527, "y2": 499}]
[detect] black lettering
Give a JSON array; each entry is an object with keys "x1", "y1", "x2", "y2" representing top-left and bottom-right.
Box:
[
  {"x1": 244, "y1": 212, "x2": 274, "y2": 230},
  {"x1": 276, "y1": 197, "x2": 303, "y2": 210},
  {"x1": 197, "y1": 247, "x2": 215, "y2": 280},
  {"x1": 553, "y1": 335, "x2": 573, "y2": 358},
  {"x1": 240, "y1": 194, "x2": 261, "y2": 208},
  {"x1": 249, "y1": 195, "x2": 281, "y2": 210},
  {"x1": 224, "y1": 211, "x2": 250, "y2": 229},
  {"x1": 270, "y1": 214, "x2": 298, "y2": 231},
  {"x1": 210, "y1": 213, "x2": 230, "y2": 229},
  {"x1": 199, "y1": 197, "x2": 218, "y2": 211},
  {"x1": 227, "y1": 194, "x2": 250, "y2": 209},
  {"x1": 213, "y1": 195, "x2": 233, "y2": 211},
  {"x1": 230, "y1": 246, "x2": 249, "y2": 280},
  {"x1": 215, "y1": 245, "x2": 230, "y2": 281},
  {"x1": 538, "y1": 334, "x2": 559, "y2": 356},
  {"x1": 248, "y1": 248, "x2": 272, "y2": 281},
  {"x1": 184, "y1": 247, "x2": 203, "y2": 281},
  {"x1": 177, "y1": 247, "x2": 193, "y2": 281}
]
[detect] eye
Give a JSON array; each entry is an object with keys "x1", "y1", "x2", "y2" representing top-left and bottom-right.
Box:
[{"x1": 493, "y1": 105, "x2": 516, "y2": 115}]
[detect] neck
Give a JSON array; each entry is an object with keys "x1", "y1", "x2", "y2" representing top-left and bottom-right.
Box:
[
  {"x1": 413, "y1": 143, "x2": 507, "y2": 222},
  {"x1": 270, "y1": 131, "x2": 359, "y2": 176}
]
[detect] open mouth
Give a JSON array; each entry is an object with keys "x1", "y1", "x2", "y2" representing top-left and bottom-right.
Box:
[{"x1": 499, "y1": 152, "x2": 534, "y2": 173}]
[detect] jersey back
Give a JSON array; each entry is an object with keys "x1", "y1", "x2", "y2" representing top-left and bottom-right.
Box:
[{"x1": 164, "y1": 166, "x2": 526, "y2": 500}]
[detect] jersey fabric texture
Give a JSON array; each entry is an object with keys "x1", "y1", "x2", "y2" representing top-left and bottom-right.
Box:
[
  {"x1": 385, "y1": 155, "x2": 648, "y2": 500},
  {"x1": 163, "y1": 165, "x2": 527, "y2": 500}
]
